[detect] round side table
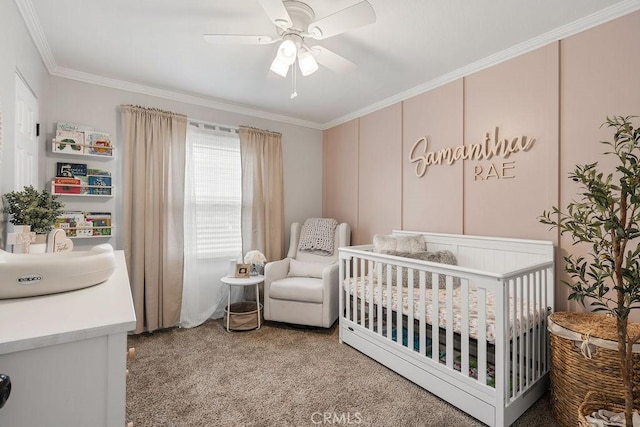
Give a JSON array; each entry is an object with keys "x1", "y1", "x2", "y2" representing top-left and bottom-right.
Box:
[{"x1": 220, "y1": 275, "x2": 264, "y2": 332}]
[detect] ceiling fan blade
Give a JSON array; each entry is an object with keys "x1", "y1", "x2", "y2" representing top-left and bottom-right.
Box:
[
  {"x1": 309, "y1": 46, "x2": 356, "y2": 73},
  {"x1": 307, "y1": 1, "x2": 375, "y2": 40},
  {"x1": 204, "y1": 34, "x2": 277, "y2": 45},
  {"x1": 257, "y1": 0, "x2": 292, "y2": 29}
]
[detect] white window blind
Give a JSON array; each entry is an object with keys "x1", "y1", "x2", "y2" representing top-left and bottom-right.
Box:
[{"x1": 185, "y1": 122, "x2": 242, "y2": 259}]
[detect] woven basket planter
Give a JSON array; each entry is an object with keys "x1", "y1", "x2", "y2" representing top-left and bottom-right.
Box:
[
  {"x1": 548, "y1": 312, "x2": 640, "y2": 427},
  {"x1": 577, "y1": 391, "x2": 638, "y2": 427}
]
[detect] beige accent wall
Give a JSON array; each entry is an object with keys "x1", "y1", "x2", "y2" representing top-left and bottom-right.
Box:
[
  {"x1": 463, "y1": 42, "x2": 559, "y2": 241},
  {"x1": 323, "y1": 10, "x2": 640, "y2": 314},
  {"x1": 403, "y1": 80, "x2": 464, "y2": 234},
  {"x1": 323, "y1": 119, "x2": 359, "y2": 230},
  {"x1": 560, "y1": 11, "x2": 640, "y2": 317},
  {"x1": 356, "y1": 104, "x2": 402, "y2": 245}
]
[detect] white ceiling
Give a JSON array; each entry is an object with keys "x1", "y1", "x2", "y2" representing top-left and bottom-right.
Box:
[{"x1": 19, "y1": 0, "x2": 640, "y2": 129}]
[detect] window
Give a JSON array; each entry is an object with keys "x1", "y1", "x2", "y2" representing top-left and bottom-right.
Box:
[{"x1": 185, "y1": 122, "x2": 242, "y2": 259}]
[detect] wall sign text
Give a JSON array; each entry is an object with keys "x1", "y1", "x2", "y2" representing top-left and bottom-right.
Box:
[{"x1": 409, "y1": 127, "x2": 535, "y2": 179}]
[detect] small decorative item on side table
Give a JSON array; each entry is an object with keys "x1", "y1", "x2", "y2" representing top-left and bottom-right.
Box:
[
  {"x1": 244, "y1": 250, "x2": 267, "y2": 276},
  {"x1": 235, "y1": 263, "x2": 250, "y2": 278}
]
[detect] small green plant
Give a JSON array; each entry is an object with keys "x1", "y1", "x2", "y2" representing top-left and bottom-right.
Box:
[
  {"x1": 3, "y1": 186, "x2": 64, "y2": 234},
  {"x1": 540, "y1": 116, "x2": 640, "y2": 425}
]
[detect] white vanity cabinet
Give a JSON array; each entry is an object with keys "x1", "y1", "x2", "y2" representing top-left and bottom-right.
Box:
[{"x1": 0, "y1": 251, "x2": 136, "y2": 427}]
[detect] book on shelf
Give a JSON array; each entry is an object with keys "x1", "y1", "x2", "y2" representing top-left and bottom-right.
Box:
[
  {"x1": 54, "y1": 130, "x2": 84, "y2": 153},
  {"x1": 86, "y1": 168, "x2": 110, "y2": 176},
  {"x1": 76, "y1": 221, "x2": 93, "y2": 237},
  {"x1": 54, "y1": 211, "x2": 85, "y2": 237},
  {"x1": 85, "y1": 212, "x2": 112, "y2": 236},
  {"x1": 88, "y1": 175, "x2": 112, "y2": 195},
  {"x1": 53, "y1": 177, "x2": 82, "y2": 194},
  {"x1": 56, "y1": 162, "x2": 87, "y2": 178},
  {"x1": 85, "y1": 131, "x2": 113, "y2": 156},
  {"x1": 55, "y1": 211, "x2": 112, "y2": 237},
  {"x1": 56, "y1": 122, "x2": 93, "y2": 133}
]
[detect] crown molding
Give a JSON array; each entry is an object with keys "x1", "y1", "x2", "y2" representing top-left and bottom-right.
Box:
[
  {"x1": 49, "y1": 66, "x2": 323, "y2": 130},
  {"x1": 14, "y1": 0, "x2": 56, "y2": 73},
  {"x1": 320, "y1": 0, "x2": 640, "y2": 130}
]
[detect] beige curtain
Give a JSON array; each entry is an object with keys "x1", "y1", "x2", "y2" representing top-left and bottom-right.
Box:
[
  {"x1": 239, "y1": 126, "x2": 285, "y2": 262},
  {"x1": 120, "y1": 105, "x2": 187, "y2": 333}
]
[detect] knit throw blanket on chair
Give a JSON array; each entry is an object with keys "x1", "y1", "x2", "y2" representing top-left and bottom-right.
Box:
[{"x1": 298, "y1": 218, "x2": 338, "y2": 255}]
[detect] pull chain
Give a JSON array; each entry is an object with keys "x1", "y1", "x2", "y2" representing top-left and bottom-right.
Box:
[{"x1": 290, "y1": 61, "x2": 298, "y2": 99}]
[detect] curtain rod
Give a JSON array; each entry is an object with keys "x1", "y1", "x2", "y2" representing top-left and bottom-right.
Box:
[{"x1": 188, "y1": 119, "x2": 239, "y2": 135}]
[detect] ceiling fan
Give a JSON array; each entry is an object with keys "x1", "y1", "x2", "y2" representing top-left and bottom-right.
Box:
[{"x1": 204, "y1": 0, "x2": 376, "y2": 80}]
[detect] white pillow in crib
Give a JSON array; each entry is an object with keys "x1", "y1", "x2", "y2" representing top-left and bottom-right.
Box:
[
  {"x1": 373, "y1": 234, "x2": 426, "y2": 253},
  {"x1": 288, "y1": 259, "x2": 332, "y2": 278}
]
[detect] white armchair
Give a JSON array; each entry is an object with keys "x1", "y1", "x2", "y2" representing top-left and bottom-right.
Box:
[{"x1": 264, "y1": 221, "x2": 351, "y2": 328}]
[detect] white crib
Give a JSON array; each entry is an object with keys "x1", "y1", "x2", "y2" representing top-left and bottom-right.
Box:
[{"x1": 338, "y1": 231, "x2": 554, "y2": 427}]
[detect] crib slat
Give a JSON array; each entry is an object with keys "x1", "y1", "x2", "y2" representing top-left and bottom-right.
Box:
[
  {"x1": 360, "y1": 258, "x2": 366, "y2": 327},
  {"x1": 526, "y1": 272, "x2": 532, "y2": 387},
  {"x1": 386, "y1": 262, "x2": 392, "y2": 340},
  {"x1": 445, "y1": 276, "x2": 453, "y2": 369},
  {"x1": 431, "y1": 273, "x2": 439, "y2": 362},
  {"x1": 351, "y1": 258, "x2": 365, "y2": 323},
  {"x1": 543, "y1": 269, "x2": 550, "y2": 372},
  {"x1": 408, "y1": 269, "x2": 414, "y2": 351},
  {"x1": 461, "y1": 277, "x2": 469, "y2": 380},
  {"x1": 518, "y1": 276, "x2": 524, "y2": 394},
  {"x1": 376, "y1": 262, "x2": 383, "y2": 334},
  {"x1": 477, "y1": 286, "x2": 487, "y2": 386},
  {"x1": 368, "y1": 260, "x2": 374, "y2": 331},
  {"x1": 533, "y1": 270, "x2": 539, "y2": 380},
  {"x1": 396, "y1": 266, "x2": 403, "y2": 345},
  {"x1": 344, "y1": 258, "x2": 350, "y2": 321},
  {"x1": 419, "y1": 271, "x2": 426, "y2": 356},
  {"x1": 511, "y1": 278, "x2": 518, "y2": 399}
]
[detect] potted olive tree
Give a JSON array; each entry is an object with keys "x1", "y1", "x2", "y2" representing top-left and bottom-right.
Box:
[
  {"x1": 3, "y1": 185, "x2": 64, "y2": 242},
  {"x1": 540, "y1": 116, "x2": 640, "y2": 425}
]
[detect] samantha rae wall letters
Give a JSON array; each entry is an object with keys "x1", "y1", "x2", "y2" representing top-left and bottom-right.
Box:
[{"x1": 409, "y1": 127, "x2": 535, "y2": 180}]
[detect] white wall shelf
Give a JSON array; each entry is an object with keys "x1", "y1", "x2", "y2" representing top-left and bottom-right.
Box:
[
  {"x1": 51, "y1": 139, "x2": 114, "y2": 158},
  {"x1": 55, "y1": 211, "x2": 113, "y2": 239},
  {"x1": 49, "y1": 122, "x2": 117, "y2": 246},
  {"x1": 51, "y1": 180, "x2": 114, "y2": 197},
  {"x1": 69, "y1": 234, "x2": 113, "y2": 239}
]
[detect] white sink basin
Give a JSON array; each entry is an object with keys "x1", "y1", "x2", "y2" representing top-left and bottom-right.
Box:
[{"x1": 0, "y1": 244, "x2": 116, "y2": 299}]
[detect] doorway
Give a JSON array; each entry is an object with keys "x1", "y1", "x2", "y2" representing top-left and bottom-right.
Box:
[{"x1": 14, "y1": 73, "x2": 38, "y2": 190}]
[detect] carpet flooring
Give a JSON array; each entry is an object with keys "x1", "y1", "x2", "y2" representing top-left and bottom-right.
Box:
[{"x1": 126, "y1": 319, "x2": 558, "y2": 427}]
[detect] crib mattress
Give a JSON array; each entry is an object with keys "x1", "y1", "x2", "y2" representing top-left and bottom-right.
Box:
[{"x1": 343, "y1": 278, "x2": 540, "y2": 344}]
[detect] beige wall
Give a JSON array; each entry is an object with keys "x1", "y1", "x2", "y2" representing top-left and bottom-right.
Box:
[
  {"x1": 356, "y1": 104, "x2": 402, "y2": 245},
  {"x1": 0, "y1": 0, "x2": 50, "y2": 195},
  {"x1": 559, "y1": 11, "x2": 640, "y2": 315},
  {"x1": 323, "y1": 120, "x2": 359, "y2": 232},
  {"x1": 463, "y1": 42, "x2": 559, "y2": 241},
  {"x1": 323, "y1": 11, "x2": 640, "y2": 313},
  {"x1": 403, "y1": 80, "x2": 464, "y2": 234},
  {"x1": 44, "y1": 77, "x2": 324, "y2": 252}
]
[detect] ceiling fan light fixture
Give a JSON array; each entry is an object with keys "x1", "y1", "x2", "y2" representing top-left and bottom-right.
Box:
[
  {"x1": 276, "y1": 39, "x2": 297, "y2": 65},
  {"x1": 270, "y1": 56, "x2": 289, "y2": 77},
  {"x1": 298, "y1": 48, "x2": 319, "y2": 76}
]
